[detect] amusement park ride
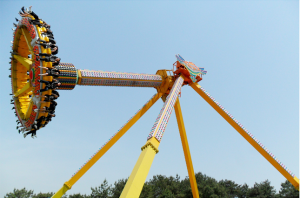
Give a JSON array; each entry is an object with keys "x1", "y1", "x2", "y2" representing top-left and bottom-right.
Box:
[{"x1": 9, "y1": 7, "x2": 299, "y2": 198}]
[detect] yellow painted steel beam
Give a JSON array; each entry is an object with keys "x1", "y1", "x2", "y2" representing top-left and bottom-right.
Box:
[
  {"x1": 51, "y1": 185, "x2": 70, "y2": 198},
  {"x1": 51, "y1": 92, "x2": 163, "y2": 198},
  {"x1": 24, "y1": 99, "x2": 33, "y2": 119},
  {"x1": 120, "y1": 137, "x2": 160, "y2": 198},
  {"x1": 120, "y1": 77, "x2": 184, "y2": 198},
  {"x1": 13, "y1": 55, "x2": 32, "y2": 70},
  {"x1": 21, "y1": 27, "x2": 33, "y2": 54},
  {"x1": 190, "y1": 82, "x2": 299, "y2": 190},
  {"x1": 14, "y1": 81, "x2": 31, "y2": 97},
  {"x1": 174, "y1": 99, "x2": 200, "y2": 198}
]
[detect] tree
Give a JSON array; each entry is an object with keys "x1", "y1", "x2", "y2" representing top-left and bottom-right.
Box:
[
  {"x1": 278, "y1": 180, "x2": 299, "y2": 198},
  {"x1": 4, "y1": 188, "x2": 34, "y2": 198},
  {"x1": 32, "y1": 192, "x2": 54, "y2": 198},
  {"x1": 110, "y1": 179, "x2": 127, "y2": 198},
  {"x1": 5, "y1": 172, "x2": 291, "y2": 198},
  {"x1": 139, "y1": 181, "x2": 153, "y2": 198},
  {"x1": 193, "y1": 172, "x2": 228, "y2": 198},
  {"x1": 90, "y1": 179, "x2": 111, "y2": 198},
  {"x1": 68, "y1": 193, "x2": 90, "y2": 198},
  {"x1": 236, "y1": 183, "x2": 249, "y2": 198},
  {"x1": 247, "y1": 180, "x2": 277, "y2": 198},
  {"x1": 147, "y1": 174, "x2": 185, "y2": 198},
  {"x1": 219, "y1": 179, "x2": 240, "y2": 198}
]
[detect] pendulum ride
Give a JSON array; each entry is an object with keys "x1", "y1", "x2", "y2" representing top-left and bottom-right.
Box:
[{"x1": 9, "y1": 7, "x2": 299, "y2": 198}]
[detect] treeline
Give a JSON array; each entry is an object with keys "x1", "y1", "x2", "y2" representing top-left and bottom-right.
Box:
[{"x1": 4, "y1": 172, "x2": 299, "y2": 198}]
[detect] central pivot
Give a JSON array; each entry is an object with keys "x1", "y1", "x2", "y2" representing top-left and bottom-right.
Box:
[{"x1": 174, "y1": 54, "x2": 207, "y2": 85}]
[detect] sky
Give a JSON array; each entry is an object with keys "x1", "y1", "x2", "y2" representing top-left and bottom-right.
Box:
[{"x1": 0, "y1": 0, "x2": 299, "y2": 197}]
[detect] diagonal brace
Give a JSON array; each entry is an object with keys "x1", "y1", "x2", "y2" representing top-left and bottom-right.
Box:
[
  {"x1": 190, "y1": 82, "x2": 299, "y2": 190},
  {"x1": 21, "y1": 27, "x2": 34, "y2": 54},
  {"x1": 174, "y1": 99, "x2": 200, "y2": 198},
  {"x1": 14, "y1": 81, "x2": 31, "y2": 97},
  {"x1": 51, "y1": 92, "x2": 163, "y2": 198},
  {"x1": 13, "y1": 55, "x2": 32, "y2": 70}
]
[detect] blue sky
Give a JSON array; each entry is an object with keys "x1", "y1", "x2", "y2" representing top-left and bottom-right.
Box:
[{"x1": 0, "y1": 0, "x2": 298, "y2": 196}]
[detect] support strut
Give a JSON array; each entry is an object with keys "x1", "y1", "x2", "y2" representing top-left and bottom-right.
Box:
[
  {"x1": 120, "y1": 76, "x2": 184, "y2": 198},
  {"x1": 174, "y1": 99, "x2": 200, "y2": 198},
  {"x1": 52, "y1": 92, "x2": 163, "y2": 198},
  {"x1": 190, "y1": 82, "x2": 299, "y2": 190}
]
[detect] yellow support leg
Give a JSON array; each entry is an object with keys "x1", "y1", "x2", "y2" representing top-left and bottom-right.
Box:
[
  {"x1": 190, "y1": 82, "x2": 299, "y2": 190},
  {"x1": 120, "y1": 138, "x2": 159, "y2": 198},
  {"x1": 174, "y1": 99, "x2": 200, "y2": 198},
  {"x1": 52, "y1": 184, "x2": 70, "y2": 198},
  {"x1": 120, "y1": 76, "x2": 184, "y2": 198},
  {"x1": 51, "y1": 93, "x2": 162, "y2": 198}
]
